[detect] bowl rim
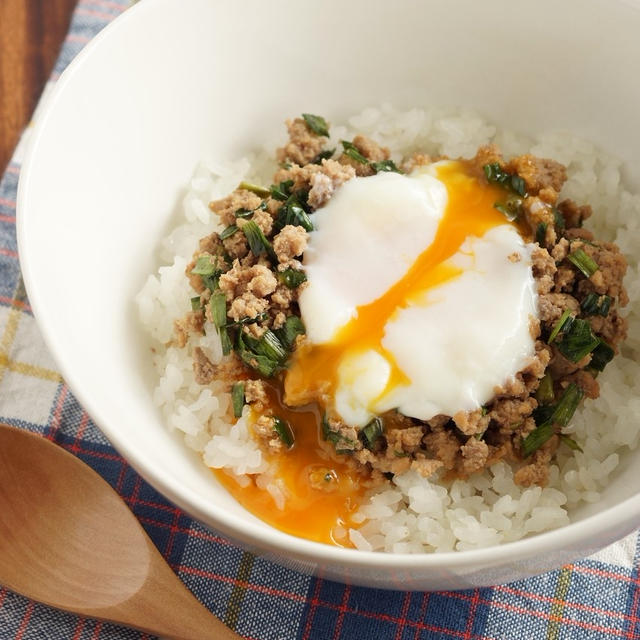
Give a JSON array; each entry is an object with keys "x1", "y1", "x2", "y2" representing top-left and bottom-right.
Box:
[{"x1": 16, "y1": 0, "x2": 640, "y2": 575}]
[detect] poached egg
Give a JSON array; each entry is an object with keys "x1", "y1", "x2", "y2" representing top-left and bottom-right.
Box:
[{"x1": 285, "y1": 161, "x2": 538, "y2": 426}]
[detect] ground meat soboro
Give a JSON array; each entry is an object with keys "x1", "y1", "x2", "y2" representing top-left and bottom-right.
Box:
[{"x1": 174, "y1": 115, "x2": 628, "y2": 492}]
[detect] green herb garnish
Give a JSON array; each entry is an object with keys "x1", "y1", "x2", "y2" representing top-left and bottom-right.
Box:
[
  {"x1": 231, "y1": 382, "x2": 245, "y2": 418},
  {"x1": 361, "y1": 418, "x2": 383, "y2": 450},
  {"x1": 275, "y1": 195, "x2": 314, "y2": 232},
  {"x1": 190, "y1": 296, "x2": 201, "y2": 311},
  {"x1": 535, "y1": 372, "x2": 554, "y2": 405},
  {"x1": 535, "y1": 222, "x2": 548, "y2": 245},
  {"x1": 302, "y1": 113, "x2": 330, "y2": 137},
  {"x1": 234, "y1": 202, "x2": 266, "y2": 219},
  {"x1": 494, "y1": 197, "x2": 523, "y2": 222},
  {"x1": 238, "y1": 181, "x2": 270, "y2": 197},
  {"x1": 567, "y1": 248, "x2": 599, "y2": 278},
  {"x1": 483, "y1": 163, "x2": 527, "y2": 197},
  {"x1": 236, "y1": 332, "x2": 282, "y2": 377},
  {"x1": 219, "y1": 326, "x2": 233, "y2": 356},
  {"x1": 559, "y1": 434, "x2": 583, "y2": 453},
  {"x1": 311, "y1": 149, "x2": 335, "y2": 164},
  {"x1": 249, "y1": 329, "x2": 287, "y2": 363},
  {"x1": 321, "y1": 413, "x2": 356, "y2": 450},
  {"x1": 371, "y1": 159, "x2": 402, "y2": 173},
  {"x1": 274, "y1": 315, "x2": 305, "y2": 350},
  {"x1": 552, "y1": 383, "x2": 584, "y2": 427},
  {"x1": 590, "y1": 341, "x2": 614, "y2": 372},
  {"x1": 209, "y1": 292, "x2": 227, "y2": 329},
  {"x1": 219, "y1": 224, "x2": 238, "y2": 240},
  {"x1": 225, "y1": 312, "x2": 268, "y2": 327},
  {"x1": 272, "y1": 416, "x2": 295, "y2": 448},
  {"x1": 580, "y1": 293, "x2": 612, "y2": 317},
  {"x1": 341, "y1": 140, "x2": 368, "y2": 164},
  {"x1": 270, "y1": 180, "x2": 294, "y2": 201},
  {"x1": 191, "y1": 255, "x2": 218, "y2": 276},
  {"x1": 556, "y1": 318, "x2": 601, "y2": 363},
  {"x1": 522, "y1": 383, "x2": 584, "y2": 457},
  {"x1": 521, "y1": 422, "x2": 555, "y2": 458},
  {"x1": 548, "y1": 309, "x2": 573, "y2": 344},
  {"x1": 241, "y1": 220, "x2": 276, "y2": 260},
  {"x1": 553, "y1": 207, "x2": 565, "y2": 230},
  {"x1": 278, "y1": 268, "x2": 307, "y2": 289}
]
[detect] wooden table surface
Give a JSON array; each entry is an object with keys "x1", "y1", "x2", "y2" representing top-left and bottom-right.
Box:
[{"x1": 0, "y1": 0, "x2": 78, "y2": 172}]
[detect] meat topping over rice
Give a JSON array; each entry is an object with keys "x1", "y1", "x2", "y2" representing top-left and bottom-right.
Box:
[{"x1": 173, "y1": 114, "x2": 628, "y2": 492}]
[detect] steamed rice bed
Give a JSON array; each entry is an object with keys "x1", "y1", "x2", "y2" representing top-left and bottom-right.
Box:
[{"x1": 136, "y1": 106, "x2": 640, "y2": 553}]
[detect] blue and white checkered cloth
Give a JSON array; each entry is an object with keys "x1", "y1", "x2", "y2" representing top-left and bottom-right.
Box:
[{"x1": 2, "y1": 2, "x2": 640, "y2": 638}]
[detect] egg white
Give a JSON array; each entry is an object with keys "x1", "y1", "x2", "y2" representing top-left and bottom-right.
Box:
[{"x1": 298, "y1": 167, "x2": 538, "y2": 426}]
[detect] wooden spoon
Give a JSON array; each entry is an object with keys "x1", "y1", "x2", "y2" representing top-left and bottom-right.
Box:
[{"x1": 0, "y1": 423, "x2": 242, "y2": 640}]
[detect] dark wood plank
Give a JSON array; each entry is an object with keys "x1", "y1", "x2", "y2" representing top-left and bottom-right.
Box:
[{"x1": 0, "y1": 0, "x2": 77, "y2": 172}]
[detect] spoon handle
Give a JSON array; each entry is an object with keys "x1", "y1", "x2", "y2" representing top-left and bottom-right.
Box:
[{"x1": 83, "y1": 537, "x2": 241, "y2": 640}]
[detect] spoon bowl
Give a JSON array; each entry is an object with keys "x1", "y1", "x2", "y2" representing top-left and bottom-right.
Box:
[{"x1": 0, "y1": 424, "x2": 241, "y2": 640}]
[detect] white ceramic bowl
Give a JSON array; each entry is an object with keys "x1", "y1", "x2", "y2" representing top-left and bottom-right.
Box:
[{"x1": 17, "y1": 0, "x2": 640, "y2": 590}]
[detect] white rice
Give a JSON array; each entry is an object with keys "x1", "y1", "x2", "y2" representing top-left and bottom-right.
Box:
[{"x1": 136, "y1": 105, "x2": 640, "y2": 553}]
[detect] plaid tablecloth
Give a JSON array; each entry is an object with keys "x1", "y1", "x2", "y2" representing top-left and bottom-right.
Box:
[{"x1": 2, "y1": 2, "x2": 640, "y2": 638}]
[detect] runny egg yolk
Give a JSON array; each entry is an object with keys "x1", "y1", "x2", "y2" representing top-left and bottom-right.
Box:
[{"x1": 217, "y1": 161, "x2": 536, "y2": 546}]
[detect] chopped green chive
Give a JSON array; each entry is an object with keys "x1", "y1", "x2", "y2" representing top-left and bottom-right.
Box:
[
  {"x1": 548, "y1": 309, "x2": 573, "y2": 344},
  {"x1": 225, "y1": 312, "x2": 268, "y2": 327},
  {"x1": 311, "y1": 148, "x2": 335, "y2": 164},
  {"x1": 302, "y1": 113, "x2": 330, "y2": 137},
  {"x1": 236, "y1": 329, "x2": 288, "y2": 378},
  {"x1": 535, "y1": 222, "x2": 548, "y2": 245},
  {"x1": 590, "y1": 341, "x2": 614, "y2": 372},
  {"x1": 535, "y1": 372, "x2": 555, "y2": 405},
  {"x1": 567, "y1": 248, "x2": 599, "y2": 278},
  {"x1": 341, "y1": 140, "x2": 368, "y2": 164},
  {"x1": 510, "y1": 175, "x2": 526, "y2": 197},
  {"x1": 219, "y1": 224, "x2": 238, "y2": 240},
  {"x1": 241, "y1": 220, "x2": 276, "y2": 260},
  {"x1": 190, "y1": 296, "x2": 201, "y2": 311},
  {"x1": 219, "y1": 326, "x2": 232, "y2": 356},
  {"x1": 270, "y1": 180, "x2": 294, "y2": 201},
  {"x1": 191, "y1": 255, "x2": 218, "y2": 276},
  {"x1": 274, "y1": 315, "x2": 305, "y2": 351},
  {"x1": 483, "y1": 163, "x2": 527, "y2": 197},
  {"x1": 321, "y1": 413, "x2": 356, "y2": 449},
  {"x1": 580, "y1": 293, "x2": 612, "y2": 317},
  {"x1": 272, "y1": 416, "x2": 294, "y2": 448},
  {"x1": 238, "y1": 181, "x2": 270, "y2": 197},
  {"x1": 557, "y1": 318, "x2": 601, "y2": 363},
  {"x1": 494, "y1": 199, "x2": 522, "y2": 222},
  {"x1": 371, "y1": 159, "x2": 402, "y2": 173},
  {"x1": 277, "y1": 268, "x2": 307, "y2": 289},
  {"x1": 209, "y1": 292, "x2": 227, "y2": 329},
  {"x1": 521, "y1": 422, "x2": 554, "y2": 458},
  {"x1": 202, "y1": 274, "x2": 221, "y2": 292},
  {"x1": 552, "y1": 383, "x2": 584, "y2": 427},
  {"x1": 559, "y1": 433, "x2": 583, "y2": 453},
  {"x1": 234, "y1": 207, "x2": 256, "y2": 219},
  {"x1": 237, "y1": 334, "x2": 280, "y2": 377},
  {"x1": 553, "y1": 207, "x2": 565, "y2": 230},
  {"x1": 522, "y1": 383, "x2": 584, "y2": 457},
  {"x1": 361, "y1": 418, "x2": 383, "y2": 450},
  {"x1": 275, "y1": 196, "x2": 314, "y2": 232},
  {"x1": 253, "y1": 329, "x2": 287, "y2": 362},
  {"x1": 231, "y1": 382, "x2": 245, "y2": 418}
]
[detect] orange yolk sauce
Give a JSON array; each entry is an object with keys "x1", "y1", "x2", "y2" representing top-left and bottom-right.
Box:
[
  {"x1": 215, "y1": 385, "x2": 363, "y2": 545},
  {"x1": 215, "y1": 161, "x2": 517, "y2": 546}
]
